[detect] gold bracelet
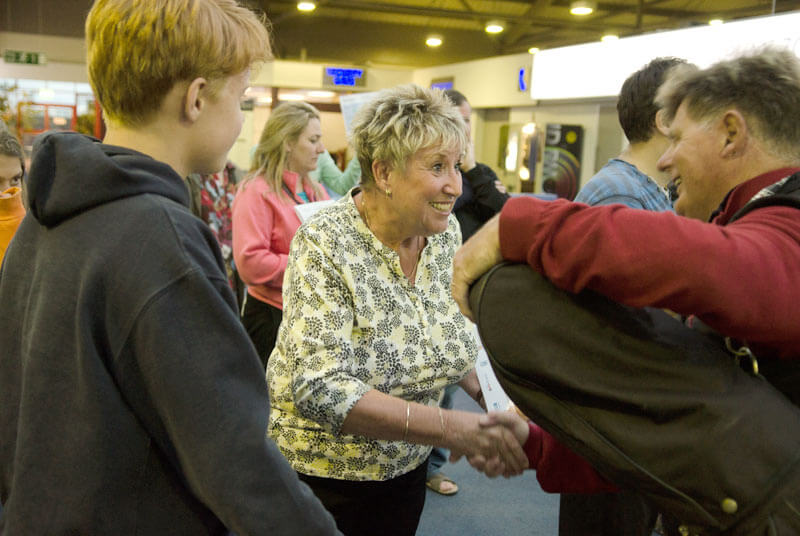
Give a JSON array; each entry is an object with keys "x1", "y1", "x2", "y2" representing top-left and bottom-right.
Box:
[
  {"x1": 402, "y1": 401, "x2": 410, "y2": 442},
  {"x1": 438, "y1": 406, "x2": 446, "y2": 445}
]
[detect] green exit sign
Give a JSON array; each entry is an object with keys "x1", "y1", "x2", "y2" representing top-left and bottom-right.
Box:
[{"x1": 3, "y1": 50, "x2": 47, "y2": 65}]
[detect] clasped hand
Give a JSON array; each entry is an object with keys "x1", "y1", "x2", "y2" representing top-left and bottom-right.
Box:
[{"x1": 449, "y1": 410, "x2": 530, "y2": 478}]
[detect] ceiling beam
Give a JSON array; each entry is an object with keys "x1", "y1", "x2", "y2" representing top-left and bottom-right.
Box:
[
  {"x1": 262, "y1": 0, "x2": 511, "y2": 23},
  {"x1": 456, "y1": 0, "x2": 474, "y2": 12},
  {"x1": 252, "y1": 0, "x2": 800, "y2": 61},
  {"x1": 501, "y1": 3, "x2": 538, "y2": 47},
  {"x1": 553, "y1": 0, "x2": 800, "y2": 20},
  {"x1": 262, "y1": 0, "x2": 635, "y2": 30},
  {"x1": 549, "y1": 0, "x2": 707, "y2": 19},
  {"x1": 616, "y1": 0, "x2": 800, "y2": 35}
]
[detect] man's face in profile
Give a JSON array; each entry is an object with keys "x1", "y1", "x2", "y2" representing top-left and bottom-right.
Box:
[{"x1": 657, "y1": 102, "x2": 727, "y2": 221}]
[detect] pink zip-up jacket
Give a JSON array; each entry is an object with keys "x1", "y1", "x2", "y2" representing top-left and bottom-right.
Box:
[{"x1": 232, "y1": 170, "x2": 329, "y2": 309}]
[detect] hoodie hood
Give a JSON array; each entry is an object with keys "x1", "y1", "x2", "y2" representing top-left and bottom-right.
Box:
[{"x1": 28, "y1": 131, "x2": 189, "y2": 227}]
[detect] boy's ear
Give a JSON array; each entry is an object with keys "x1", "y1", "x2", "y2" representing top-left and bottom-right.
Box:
[{"x1": 183, "y1": 77, "x2": 207, "y2": 123}]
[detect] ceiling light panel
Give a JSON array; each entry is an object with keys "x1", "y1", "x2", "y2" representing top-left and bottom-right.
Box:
[{"x1": 570, "y1": 1, "x2": 595, "y2": 16}]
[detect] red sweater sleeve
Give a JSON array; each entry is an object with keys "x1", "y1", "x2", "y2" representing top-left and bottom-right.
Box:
[
  {"x1": 498, "y1": 196, "x2": 800, "y2": 358},
  {"x1": 523, "y1": 421, "x2": 618, "y2": 493}
]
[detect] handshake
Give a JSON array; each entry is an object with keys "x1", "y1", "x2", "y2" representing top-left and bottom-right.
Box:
[{"x1": 447, "y1": 409, "x2": 534, "y2": 478}]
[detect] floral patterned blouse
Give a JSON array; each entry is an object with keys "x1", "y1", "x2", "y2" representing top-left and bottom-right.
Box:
[{"x1": 266, "y1": 189, "x2": 478, "y2": 481}]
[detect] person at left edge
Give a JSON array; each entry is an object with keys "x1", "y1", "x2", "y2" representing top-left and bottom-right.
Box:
[
  {"x1": 233, "y1": 101, "x2": 330, "y2": 368},
  {"x1": 0, "y1": 124, "x2": 26, "y2": 266}
]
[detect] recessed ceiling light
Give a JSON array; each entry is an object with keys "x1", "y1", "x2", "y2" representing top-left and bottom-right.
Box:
[
  {"x1": 528, "y1": 47, "x2": 540, "y2": 54},
  {"x1": 426, "y1": 35, "x2": 443, "y2": 47},
  {"x1": 601, "y1": 34, "x2": 619, "y2": 42},
  {"x1": 485, "y1": 20, "x2": 505, "y2": 34},
  {"x1": 297, "y1": 2, "x2": 316, "y2": 12},
  {"x1": 570, "y1": 1, "x2": 595, "y2": 16},
  {"x1": 279, "y1": 93, "x2": 306, "y2": 101},
  {"x1": 709, "y1": 18, "x2": 724, "y2": 26}
]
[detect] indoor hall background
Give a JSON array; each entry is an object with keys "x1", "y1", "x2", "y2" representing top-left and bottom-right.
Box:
[
  {"x1": 2, "y1": 2, "x2": 799, "y2": 533},
  {"x1": 3, "y1": 1, "x2": 800, "y2": 69}
]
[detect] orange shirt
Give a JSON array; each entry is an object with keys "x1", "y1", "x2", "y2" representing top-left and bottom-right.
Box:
[{"x1": 0, "y1": 187, "x2": 26, "y2": 266}]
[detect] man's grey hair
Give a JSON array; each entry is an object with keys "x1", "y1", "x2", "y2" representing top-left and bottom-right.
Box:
[
  {"x1": 350, "y1": 84, "x2": 468, "y2": 187},
  {"x1": 656, "y1": 46, "x2": 800, "y2": 162}
]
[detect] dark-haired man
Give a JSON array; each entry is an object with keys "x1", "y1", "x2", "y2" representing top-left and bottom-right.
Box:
[
  {"x1": 561, "y1": 57, "x2": 687, "y2": 536},
  {"x1": 445, "y1": 89, "x2": 510, "y2": 241},
  {"x1": 574, "y1": 57, "x2": 686, "y2": 212}
]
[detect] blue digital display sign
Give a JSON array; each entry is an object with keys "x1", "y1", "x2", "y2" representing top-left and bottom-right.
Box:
[
  {"x1": 324, "y1": 68, "x2": 365, "y2": 87},
  {"x1": 430, "y1": 80, "x2": 454, "y2": 90}
]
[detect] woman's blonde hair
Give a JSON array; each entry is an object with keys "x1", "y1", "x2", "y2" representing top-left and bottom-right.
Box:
[
  {"x1": 350, "y1": 84, "x2": 468, "y2": 188},
  {"x1": 86, "y1": 0, "x2": 272, "y2": 127},
  {"x1": 246, "y1": 101, "x2": 324, "y2": 201}
]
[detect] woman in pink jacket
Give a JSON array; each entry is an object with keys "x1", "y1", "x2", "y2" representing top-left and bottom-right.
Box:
[{"x1": 233, "y1": 102, "x2": 329, "y2": 368}]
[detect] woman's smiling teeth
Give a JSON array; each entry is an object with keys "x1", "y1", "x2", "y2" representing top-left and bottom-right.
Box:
[{"x1": 430, "y1": 201, "x2": 453, "y2": 212}]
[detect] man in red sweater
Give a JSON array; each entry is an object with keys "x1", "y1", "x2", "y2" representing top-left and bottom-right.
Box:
[{"x1": 452, "y1": 47, "x2": 800, "y2": 534}]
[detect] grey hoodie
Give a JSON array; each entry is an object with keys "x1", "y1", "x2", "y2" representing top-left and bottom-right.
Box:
[{"x1": 0, "y1": 132, "x2": 340, "y2": 535}]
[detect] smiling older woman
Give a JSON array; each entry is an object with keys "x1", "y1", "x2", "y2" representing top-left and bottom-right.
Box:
[{"x1": 266, "y1": 84, "x2": 528, "y2": 536}]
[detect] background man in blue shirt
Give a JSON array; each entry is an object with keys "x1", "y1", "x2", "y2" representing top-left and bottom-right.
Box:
[
  {"x1": 574, "y1": 57, "x2": 688, "y2": 212},
  {"x1": 563, "y1": 56, "x2": 688, "y2": 536}
]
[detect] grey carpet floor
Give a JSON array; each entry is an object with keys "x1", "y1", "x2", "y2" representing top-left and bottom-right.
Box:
[{"x1": 416, "y1": 388, "x2": 559, "y2": 536}]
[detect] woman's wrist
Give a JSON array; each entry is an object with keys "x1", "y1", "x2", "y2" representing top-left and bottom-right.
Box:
[
  {"x1": 403, "y1": 403, "x2": 462, "y2": 448},
  {"x1": 458, "y1": 369, "x2": 481, "y2": 401},
  {"x1": 438, "y1": 409, "x2": 477, "y2": 451},
  {"x1": 437, "y1": 406, "x2": 447, "y2": 445},
  {"x1": 402, "y1": 401, "x2": 410, "y2": 442}
]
